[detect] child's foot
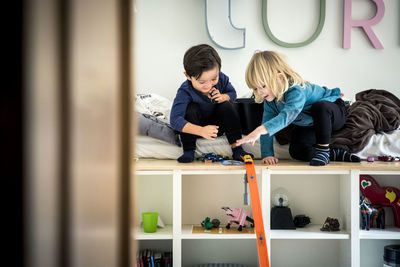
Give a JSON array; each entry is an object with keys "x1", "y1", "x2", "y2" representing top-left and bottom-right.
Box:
[
  {"x1": 310, "y1": 145, "x2": 330, "y2": 166},
  {"x1": 330, "y1": 148, "x2": 361, "y2": 162},
  {"x1": 178, "y1": 150, "x2": 195, "y2": 163},
  {"x1": 232, "y1": 146, "x2": 254, "y2": 162}
]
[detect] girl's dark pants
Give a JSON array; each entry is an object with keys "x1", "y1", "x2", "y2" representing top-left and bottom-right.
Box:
[
  {"x1": 289, "y1": 98, "x2": 347, "y2": 161},
  {"x1": 180, "y1": 102, "x2": 242, "y2": 151}
]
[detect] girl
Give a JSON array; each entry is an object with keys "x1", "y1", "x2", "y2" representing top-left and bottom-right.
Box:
[{"x1": 236, "y1": 51, "x2": 360, "y2": 166}]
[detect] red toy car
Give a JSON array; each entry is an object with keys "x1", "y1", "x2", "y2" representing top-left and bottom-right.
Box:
[{"x1": 378, "y1": 156, "x2": 393, "y2": 162}]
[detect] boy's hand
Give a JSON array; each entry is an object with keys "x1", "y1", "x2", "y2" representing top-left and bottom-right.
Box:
[
  {"x1": 201, "y1": 125, "x2": 219, "y2": 141},
  {"x1": 235, "y1": 125, "x2": 268, "y2": 146},
  {"x1": 262, "y1": 156, "x2": 278, "y2": 165},
  {"x1": 210, "y1": 88, "x2": 229, "y2": 103}
]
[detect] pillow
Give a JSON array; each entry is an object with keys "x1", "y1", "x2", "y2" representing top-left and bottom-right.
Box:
[
  {"x1": 137, "y1": 112, "x2": 181, "y2": 146},
  {"x1": 135, "y1": 93, "x2": 172, "y2": 121}
]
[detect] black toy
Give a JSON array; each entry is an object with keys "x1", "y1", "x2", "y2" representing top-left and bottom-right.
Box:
[
  {"x1": 270, "y1": 192, "x2": 295, "y2": 229},
  {"x1": 360, "y1": 195, "x2": 385, "y2": 230},
  {"x1": 293, "y1": 215, "x2": 311, "y2": 228}
]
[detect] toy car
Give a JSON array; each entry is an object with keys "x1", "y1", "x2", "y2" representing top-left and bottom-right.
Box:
[
  {"x1": 199, "y1": 153, "x2": 228, "y2": 163},
  {"x1": 243, "y1": 154, "x2": 253, "y2": 164},
  {"x1": 378, "y1": 156, "x2": 393, "y2": 162}
]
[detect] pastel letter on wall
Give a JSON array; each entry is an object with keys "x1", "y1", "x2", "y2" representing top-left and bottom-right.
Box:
[
  {"x1": 205, "y1": 0, "x2": 246, "y2": 50},
  {"x1": 262, "y1": 0, "x2": 326, "y2": 48},
  {"x1": 343, "y1": 0, "x2": 385, "y2": 49}
]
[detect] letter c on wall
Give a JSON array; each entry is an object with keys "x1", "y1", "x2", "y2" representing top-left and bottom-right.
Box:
[{"x1": 205, "y1": 0, "x2": 246, "y2": 50}]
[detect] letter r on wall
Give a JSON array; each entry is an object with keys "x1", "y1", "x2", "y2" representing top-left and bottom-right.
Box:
[{"x1": 343, "y1": 0, "x2": 385, "y2": 49}]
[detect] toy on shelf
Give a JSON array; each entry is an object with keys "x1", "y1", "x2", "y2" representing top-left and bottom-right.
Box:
[
  {"x1": 271, "y1": 188, "x2": 296, "y2": 229},
  {"x1": 222, "y1": 207, "x2": 254, "y2": 231},
  {"x1": 199, "y1": 153, "x2": 228, "y2": 163},
  {"x1": 320, "y1": 217, "x2": 340, "y2": 231},
  {"x1": 378, "y1": 155, "x2": 393, "y2": 162},
  {"x1": 293, "y1": 215, "x2": 311, "y2": 228},
  {"x1": 367, "y1": 156, "x2": 374, "y2": 162},
  {"x1": 360, "y1": 174, "x2": 400, "y2": 228},
  {"x1": 201, "y1": 217, "x2": 220, "y2": 230},
  {"x1": 360, "y1": 195, "x2": 385, "y2": 230}
]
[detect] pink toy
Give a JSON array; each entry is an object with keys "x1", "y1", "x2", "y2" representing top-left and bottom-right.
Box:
[
  {"x1": 360, "y1": 175, "x2": 400, "y2": 228},
  {"x1": 222, "y1": 207, "x2": 254, "y2": 231}
]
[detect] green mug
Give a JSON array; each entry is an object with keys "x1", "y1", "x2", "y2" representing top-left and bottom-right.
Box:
[{"x1": 142, "y1": 212, "x2": 158, "y2": 233}]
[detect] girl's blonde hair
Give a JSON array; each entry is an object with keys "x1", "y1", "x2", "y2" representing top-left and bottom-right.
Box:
[{"x1": 245, "y1": 51, "x2": 306, "y2": 103}]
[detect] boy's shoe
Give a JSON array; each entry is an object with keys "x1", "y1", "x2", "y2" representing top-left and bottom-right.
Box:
[{"x1": 177, "y1": 150, "x2": 195, "y2": 163}]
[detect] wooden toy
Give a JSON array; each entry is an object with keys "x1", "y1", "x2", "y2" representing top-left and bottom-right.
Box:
[
  {"x1": 360, "y1": 195, "x2": 385, "y2": 230},
  {"x1": 360, "y1": 174, "x2": 400, "y2": 228}
]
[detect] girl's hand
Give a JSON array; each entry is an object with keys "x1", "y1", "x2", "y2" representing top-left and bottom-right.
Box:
[
  {"x1": 262, "y1": 156, "x2": 278, "y2": 165},
  {"x1": 210, "y1": 88, "x2": 229, "y2": 103},
  {"x1": 201, "y1": 125, "x2": 219, "y2": 141},
  {"x1": 235, "y1": 125, "x2": 268, "y2": 146}
]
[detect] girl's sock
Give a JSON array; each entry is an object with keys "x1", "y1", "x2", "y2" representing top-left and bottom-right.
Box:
[
  {"x1": 330, "y1": 148, "x2": 361, "y2": 162},
  {"x1": 310, "y1": 145, "x2": 330, "y2": 166},
  {"x1": 232, "y1": 146, "x2": 254, "y2": 162},
  {"x1": 177, "y1": 150, "x2": 195, "y2": 163}
]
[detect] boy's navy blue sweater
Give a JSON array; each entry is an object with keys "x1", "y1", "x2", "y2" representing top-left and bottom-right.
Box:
[{"x1": 170, "y1": 72, "x2": 237, "y2": 132}]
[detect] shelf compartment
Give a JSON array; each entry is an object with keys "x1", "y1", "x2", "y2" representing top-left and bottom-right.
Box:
[
  {"x1": 271, "y1": 239, "x2": 350, "y2": 267},
  {"x1": 360, "y1": 239, "x2": 400, "y2": 267},
  {"x1": 136, "y1": 240, "x2": 173, "y2": 263},
  {"x1": 135, "y1": 174, "x2": 173, "y2": 234},
  {"x1": 270, "y1": 224, "x2": 350, "y2": 239},
  {"x1": 134, "y1": 225, "x2": 173, "y2": 240},
  {"x1": 181, "y1": 174, "x2": 258, "y2": 231},
  {"x1": 359, "y1": 174, "x2": 400, "y2": 233},
  {"x1": 270, "y1": 174, "x2": 351, "y2": 233},
  {"x1": 182, "y1": 239, "x2": 258, "y2": 266}
]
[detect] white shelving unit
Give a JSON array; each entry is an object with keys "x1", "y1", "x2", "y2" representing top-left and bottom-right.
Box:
[{"x1": 134, "y1": 160, "x2": 400, "y2": 267}]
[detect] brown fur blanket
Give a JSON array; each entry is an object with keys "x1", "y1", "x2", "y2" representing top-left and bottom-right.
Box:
[{"x1": 331, "y1": 89, "x2": 400, "y2": 152}]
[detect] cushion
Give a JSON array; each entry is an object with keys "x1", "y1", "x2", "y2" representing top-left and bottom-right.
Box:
[{"x1": 137, "y1": 112, "x2": 181, "y2": 146}]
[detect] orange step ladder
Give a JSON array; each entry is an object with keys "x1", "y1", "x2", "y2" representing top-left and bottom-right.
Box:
[{"x1": 243, "y1": 155, "x2": 270, "y2": 267}]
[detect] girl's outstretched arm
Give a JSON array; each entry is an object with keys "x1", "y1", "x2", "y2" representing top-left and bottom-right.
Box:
[{"x1": 235, "y1": 125, "x2": 268, "y2": 146}]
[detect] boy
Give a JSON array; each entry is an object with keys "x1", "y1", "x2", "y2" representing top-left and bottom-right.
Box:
[{"x1": 170, "y1": 44, "x2": 252, "y2": 163}]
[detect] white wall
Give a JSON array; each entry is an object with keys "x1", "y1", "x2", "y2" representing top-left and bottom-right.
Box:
[{"x1": 134, "y1": 0, "x2": 400, "y2": 101}]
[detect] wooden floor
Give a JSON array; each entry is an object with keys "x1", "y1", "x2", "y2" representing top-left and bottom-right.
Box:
[{"x1": 134, "y1": 159, "x2": 400, "y2": 171}]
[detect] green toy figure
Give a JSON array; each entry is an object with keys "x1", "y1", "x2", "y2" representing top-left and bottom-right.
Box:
[
  {"x1": 201, "y1": 217, "x2": 221, "y2": 230},
  {"x1": 201, "y1": 217, "x2": 213, "y2": 230}
]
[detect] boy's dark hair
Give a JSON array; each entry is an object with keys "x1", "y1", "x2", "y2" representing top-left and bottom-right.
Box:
[{"x1": 183, "y1": 44, "x2": 221, "y2": 79}]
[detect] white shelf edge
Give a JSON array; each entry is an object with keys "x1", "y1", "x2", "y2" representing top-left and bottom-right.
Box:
[
  {"x1": 359, "y1": 171, "x2": 400, "y2": 175},
  {"x1": 136, "y1": 171, "x2": 174, "y2": 175},
  {"x1": 134, "y1": 225, "x2": 173, "y2": 240},
  {"x1": 181, "y1": 224, "x2": 256, "y2": 240},
  {"x1": 271, "y1": 170, "x2": 350, "y2": 175},
  {"x1": 359, "y1": 227, "x2": 400, "y2": 240},
  {"x1": 270, "y1": 225, "x2": 350, "y2": 240},
  {"x1": 181, "y1": 170, "x2": 257, "y2": 175}
]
